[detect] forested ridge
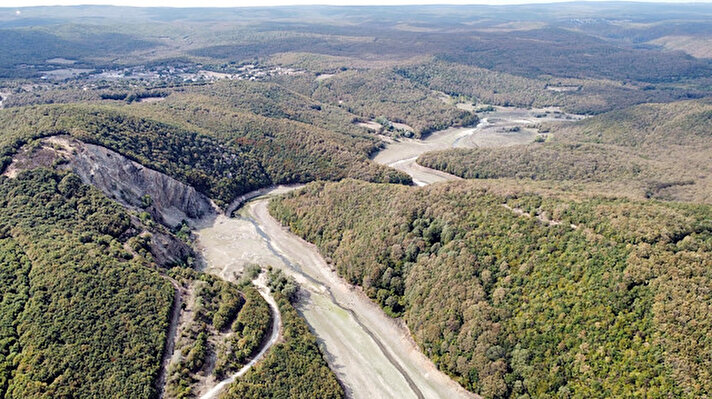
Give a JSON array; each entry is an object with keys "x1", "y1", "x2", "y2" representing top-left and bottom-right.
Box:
[
  {"x1": 274, "y1": 69, "x2": 479, "y2": 137},
  {"x1": 270, "y1": 179, "x2": 712, "y2": 398},
  {"x1": 183, "y1": 80, "x2": 369, "y2": 137},
  {"x1": 0, "y1": 93, "x2": 410, "y2": 207},
  {"x1": 0, "y1": 104, "x2": 269, "y2": 206},
  {"x1": 134, "y1": 85, "x2": 411, "y2": 187},
  {"x1": 393, "y1": 60, "x2": 703, "y2": 115},
  {"x1": 395, "y1": 60, "x2": 563, "y2": 109}
]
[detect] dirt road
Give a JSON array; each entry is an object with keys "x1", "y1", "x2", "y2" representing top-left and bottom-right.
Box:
[
  {"x1": 156, "y1": 280, "x2": 182, "y2": 399},
  {"x1": 198, "y1": 272, "x2": 282, "y2": 399}
]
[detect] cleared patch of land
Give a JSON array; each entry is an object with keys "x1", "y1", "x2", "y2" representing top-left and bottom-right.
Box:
[
  {"x1": 315, "y1": 73, "x2": 335, "y2": 81},
  {"x1": 357, "y1": 120, "x2": 382, "y2": 131},
  {"x1": 46, "y1": 57, "x2": 77, "y2": 65},
  {"x1": 649, "y1": 35, "x2": 712, "y2": 59}
]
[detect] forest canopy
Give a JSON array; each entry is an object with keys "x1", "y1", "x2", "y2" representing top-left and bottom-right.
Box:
[
  {"x1": 270, "y1": 179, "x2": 712, "y2": 398},
  {"x1": 0, "y1": 169, "x2": 174, "y2": 398},
  {"x1": 0, "y1": 94, "x2": 411, "y2": 207}
]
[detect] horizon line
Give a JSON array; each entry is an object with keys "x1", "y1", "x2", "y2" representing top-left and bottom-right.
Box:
[{"x1": 5, "y1": 0, "x2": 712, "y2": 9}]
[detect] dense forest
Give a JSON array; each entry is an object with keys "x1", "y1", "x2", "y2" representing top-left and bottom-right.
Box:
[
  {"x1": 0, "y1": 169, "x2": 175, "y2": 398},
  {"x1": 418, "y1": 99, "x2": 712, "y2": 203},
  {"x1": 270, "y1": 179, "x2": 712, "y2": 398},
  {"x1": 395, "y1": 60, "x2": 563, "y2": 109},
  {"x1": 133, "y1": 84, "x2": 411, "y2": 186},
  {"x1": 437, "y1": 26, "x2": 712, "y2": 83}
]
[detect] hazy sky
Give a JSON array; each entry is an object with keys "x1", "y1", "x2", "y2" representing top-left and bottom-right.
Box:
[{"x1": 5, "y1": 0, "x2": 712, "y2": 7}]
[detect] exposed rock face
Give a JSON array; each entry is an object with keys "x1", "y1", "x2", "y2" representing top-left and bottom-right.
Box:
[
  {"x1": 31, "y1": 136, "x2": 216, "y2": 227},
  {"x1": 3, "y1": 135, "x2": 218, "y2": 267}
]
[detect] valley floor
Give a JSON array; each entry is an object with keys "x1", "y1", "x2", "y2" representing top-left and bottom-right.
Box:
[
  {"x1": 195, "y1": 196, "x2": 475, "y2": 399},
  {"x1": 192, "y1": 105, "x2": 575, "y2": 398},
  {"x1": 0, "y1": 99, "x2": 580, "y2": 398}
]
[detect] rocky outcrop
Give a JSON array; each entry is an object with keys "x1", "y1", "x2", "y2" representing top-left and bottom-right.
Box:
[
  {"x1": 33, "y1": 136, "x2": 217, "y2": 227},
  {"x1": 137, "y1": 226, "x2": 194, "y2": 267}
]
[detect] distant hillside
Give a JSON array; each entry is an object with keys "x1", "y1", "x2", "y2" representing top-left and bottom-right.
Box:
[
  {"x1": 274, "y1": 68, "x2": 478, "y2": 137},
  {"x1": 395, "y1": 59, "x2": 705, "y2": 114},
  {"x1": 270, "y1": 179, "x2": 712, "y2": 398},
  {"x1": 418, "y1": 99, "x2": 712, "y2": 203},
  {"x1": 555, "y1": 99, "x2": 712, "y2": 146},
  {"x1": 3, "y1": 4, "x2": 710, "y2": 114}
]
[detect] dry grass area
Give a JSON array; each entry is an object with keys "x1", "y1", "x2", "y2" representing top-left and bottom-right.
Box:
[{"x1": 649, "y1": 35, "x2": 712, "y2": 58}]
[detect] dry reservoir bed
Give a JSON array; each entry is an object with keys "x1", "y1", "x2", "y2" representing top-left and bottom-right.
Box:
[
  {"x1": 193, "y1": 106, "x2": 583, "y2": 398},
  {"x1": 195, "y1": 191, "x2": 473, "y2": 399},
  {"x1": 373, "y1": 105, "x2": 584, "y2": 185}
]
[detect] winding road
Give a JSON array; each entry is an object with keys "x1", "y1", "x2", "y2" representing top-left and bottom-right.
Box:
[{"x1": 198, "y1": 272, "x2": 282, "y2": 399}]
